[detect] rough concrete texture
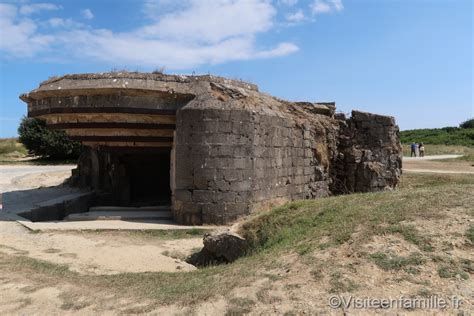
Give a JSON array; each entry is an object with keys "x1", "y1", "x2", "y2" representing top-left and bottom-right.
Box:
[
  {"x1": 21, "y1": 72, "x2": 402, "y2": 225},
  {"x1": 186, "y1": 229, "x2": 248, "y2": 266},
  {"x1": 332, "y1": 111, "x2": 402, "y2": 193}
]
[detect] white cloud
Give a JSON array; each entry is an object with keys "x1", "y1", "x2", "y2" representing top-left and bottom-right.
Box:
[
  {"x1": 0, "y1": 3, "x2": 17, "y2": 19},
  {"x1": 331, "y1": 0, "x2": 344, "y2": 11},
  {"x1": 142, "y1": 0, "x2": 188, "y2": 20},
  {"x1": 311, "y1": 0, "x2": 344, "y2": 15},
  {"x1": 47, "y1": 17, "x2": 83, "y2": 28},
  {"x1": 19, "y1": 3, "x2": 60, "y2": 15},
  {"x1": 139, "y1": 0, "x2": 276, "y2": 44},
  {"x1": 0, "y1": 3, "x2": 54, "y2": 57},
  {"x1": 311, "y1": 1, "x2": 331, "y2": 14},
  {"x1": 58, "y1": 29, "x2": 298, "y2": 69},
  {"x1": 254, "y1": 42, "x2": 299, "y2": 58},
  {"x1": 0, "y1": 0, "x2": 308, "y2": 69},
  {"x1": 81, "y1": 8, "x2": 94, "y2": 20},
  {"x1": 285, "y1": 9, "x2": 305, "y2": 23},
  {"x1": 279, "y1": 0, "x2": 298, "y2": 6}
]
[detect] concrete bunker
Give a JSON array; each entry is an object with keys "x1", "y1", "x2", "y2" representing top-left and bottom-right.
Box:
[{"x1": 20, "y1": 72, "x2": 402, "y2": 225}]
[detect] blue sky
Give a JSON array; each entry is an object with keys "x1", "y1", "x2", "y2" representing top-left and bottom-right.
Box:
[{"x1": 0, "y1": 0, "x2": 472, "y2": 137}]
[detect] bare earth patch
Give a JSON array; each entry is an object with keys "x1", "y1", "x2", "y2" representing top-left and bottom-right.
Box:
[
  {"x1": 0, "y1": 222, "x2": 200, "y2": 275},
  {"x1": 403, "y1": 157, "x2": 474, "y2": 174}
]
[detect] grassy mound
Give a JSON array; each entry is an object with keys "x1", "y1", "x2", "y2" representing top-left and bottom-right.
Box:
[
  {"x1": 0, "y1": 138, "x2": 27, "y2": 156},
  {"x1": 239, "y1": 173, "x2": 474, "y2": 254}
]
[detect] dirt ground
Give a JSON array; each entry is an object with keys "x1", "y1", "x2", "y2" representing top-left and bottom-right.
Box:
[
  {"x1": 0, "y1": 202, "x2": 472, "y2": 315},
  {"x1": 402, "y1": 155, "x2": 474, "y2": 174},
  {"x1": 0, "y1": 157, "x2": 472, "y2": 315},
  {"x1": 0, "y1": 165, "x2": 75, "y2": 193},
  {"x1": 0, "y1": 222, "x2": 201, "y2": 274}
]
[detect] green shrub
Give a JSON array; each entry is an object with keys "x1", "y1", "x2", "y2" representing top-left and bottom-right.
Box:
[
  {"x1": 18, "y1": 117, "x2": 81, "y2": 160},
  {"x1": 460, "y1": 118, "x2": 474, "y2": 129}
]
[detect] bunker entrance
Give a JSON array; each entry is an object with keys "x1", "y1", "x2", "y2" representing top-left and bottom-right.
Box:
[
  {"x1": 125, "y1": 152, "x2": 171, "y2": 206},
  {"x1": 120, "y1": 151, "x2": 171, "y2": 207}
]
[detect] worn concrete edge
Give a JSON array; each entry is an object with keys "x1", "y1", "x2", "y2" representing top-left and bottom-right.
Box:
[{"x1": 14, "y1": 218, "x2": 226, "y2": 232}]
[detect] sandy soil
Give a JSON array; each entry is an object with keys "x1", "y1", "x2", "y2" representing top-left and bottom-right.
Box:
[
  {"x1": 0, "y1": 221, "x2": 201, "y2": 274},
  {"x1": 0, "y1": 165, "x2": 75, "y2": 193},
  {"x1": 403, "y1": 156, "x2": 474, "y2": 174}
]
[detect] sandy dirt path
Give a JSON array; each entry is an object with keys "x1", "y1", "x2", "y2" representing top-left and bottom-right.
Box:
[
  {"x1": 403, "y1": 154, "x2": 463, "y2": 161},
  {"x1": 0, "y1": 164, "x2": 86, "y2": 214},
  {"x1": 403, "y1": 155, "x2": 474, "y2": 174},
  {"x1": 0, "y1": 221, "x2": 200, "y2": 274},
  {"x1": 0, "y1": 165, "x2": 76, "y2": 193}
]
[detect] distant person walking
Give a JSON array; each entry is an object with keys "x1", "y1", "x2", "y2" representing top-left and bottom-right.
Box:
[
  {"x1": 419, "y1": 143, "x2": 425, "y2": 157},
  {"x1": 410, "y1": 142, "x2": 417, "y2": 157}
]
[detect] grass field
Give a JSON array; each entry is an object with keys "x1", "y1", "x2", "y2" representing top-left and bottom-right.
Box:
[
  {"x1": 0, "y1": 138, "x2": 75, "y2": 165},
  {"x1": 0, "y1": 138, "x2": 28, "y2": 160},
  {"x1": 1, "y1": 172, "x2": 473, "y2": 313},
  {"x1": 400, "y1": 127, "x2": 474, "y2": 147},
  {"x1": 401, "y1": 144, "x2": 474, "y2": 162}
]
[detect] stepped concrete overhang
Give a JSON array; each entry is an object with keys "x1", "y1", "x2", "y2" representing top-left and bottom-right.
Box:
[
  {"x1": 20, "y1": 73, "x2": 256, "y2": 148},
  {"x1": 20, "y1": 72, "x2": 402, "y2": 225}
]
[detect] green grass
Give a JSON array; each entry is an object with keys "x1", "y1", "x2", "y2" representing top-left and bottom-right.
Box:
[
  {"x1": 0, "y1": 138, "x2": 28, "y2": 159},
  {"x1": 84, "y1": 228, "x2": 211, "y2": 240},
  {"x1": 328, "y1": 270, "x2": 359, "y2": 293},
  {"x1": 225, "y1": 297, "x2": 256, "y2": 315},
  {"x1": 381, "y1": 224, "x2": 433, "y2": 252},
  {"x1": 401, "y1": 144, "x2": 474, "y2": 157},
  {"x1": 399, "y1": 172, "x2": 474, "y2": 189},
  {"x1": 466, "y1": 225, "x2": 474, "y2": 244},
  {"x1": 400, "y1": 127, "x2": 474, "y2": 147},
  {"x1": 239, "y1": 180, "x2": 474, "y2": 253},
  {"x1": 1, "y1": 172, "x2": 473, "y2": 306},
  {"x1": 369, "y1": 252, "x2": 424, "y2": 271},
  {"x1": 438, "y1": 265, "x2": 469, "y2": 280},
  {"x1": 0, "y1": 137, "x2": 77, "y2": 165}
]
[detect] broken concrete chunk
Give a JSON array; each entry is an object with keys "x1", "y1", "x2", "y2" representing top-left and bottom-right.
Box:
[
  {"x1": 294, "y1": 102, "x2": 336, "y2": 117},
  {"x1": 186, "y1": 229, "x2": 248, "y2": 266}
]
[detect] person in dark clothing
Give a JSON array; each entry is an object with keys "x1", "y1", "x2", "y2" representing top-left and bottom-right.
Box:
[
  {"x1": 419, "y1": 142, "x2": 425, "y2": 157},
  {"x1": 410, "y1": 142, "x2": 417, "y2": 157}
]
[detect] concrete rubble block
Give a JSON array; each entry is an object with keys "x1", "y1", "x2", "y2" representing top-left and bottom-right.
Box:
[{"x1": 186, "y1": 229, "x2": 248, "y2": 266}]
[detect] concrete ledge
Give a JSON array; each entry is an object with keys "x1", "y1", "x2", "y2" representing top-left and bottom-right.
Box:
[
  {"x1": 65, "y1": 210, "x2": 173, "y2": 221},
  {"x1": 16, "y1": 219, "x2": 225, "y2": 232},
  {"x1": 18, "y1": 191, "x2": 94, "y2": 222}
]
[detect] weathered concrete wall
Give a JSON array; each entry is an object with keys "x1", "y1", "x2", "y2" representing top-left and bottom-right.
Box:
[
  {"x1": 174, "y1": 108, "x2": 254, "y2": 224},
  {"x1": 332, "y1": 110, "x2": 402, "y2": 193},
  {"x1": 173, "y1": 106, "x2": 339, "y2": 225},
  {"x1": 247, "y1": 112, "x2": 337, "y2": 211}
]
